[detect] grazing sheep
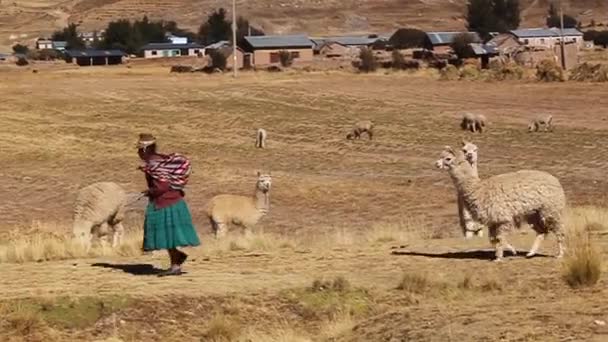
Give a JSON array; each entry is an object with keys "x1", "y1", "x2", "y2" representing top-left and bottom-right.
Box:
[
  {"x1": 435, "y1": 146, "x2": 566, "y2": 262},
  {"x1": 72, "y1": 182, "x2": 131, "y2": 252},
  {"x1": 207, "y1": 172, "x2": 272, "y2": 238},
  {"x1": 528, "y1": 115, "x2": 553, "y2": 132},
  {"x1": 255, "y1": 128, "x2": 267, "y2": 148},
  {"x1": 460, "y1": 113, "x2": 486, "y2": 133},
  {"x1": 346, "y1": 120, "x2": 374, "y2": 140}
]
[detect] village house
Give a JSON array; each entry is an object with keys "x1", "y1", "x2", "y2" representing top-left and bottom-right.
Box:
[
  {"x1": 466, "y1": 43, "x2": 499, "y2": 68},
  {"x1": 141, "y1": 42, "x2": 206, "y2": 58},
  {"x1": 423, "y1": 32, "x2": 482, "y2": 54},
  {"x1": 64, "y1": 49, "x2": 126, "y2": 66},
  {"x1": 36, "y1": 39, "x2": 53, "y2": 50},
  {"x1": 312, "y1": 35, "x2": 387, "y2": 55},
  {"x1": 205, "y1": 41, "x2": 246, "y2": 69},
  {"x1": 314, "y1": 40, "x2": 350, "y2": 58},
  {"x1": 509, "y1": 28, "x2": 584, "y2": 48},
  {"x1": 78, "y1": 31, "x2": 104, "y2": 44},
  {"x1": 487, "y1": 33, "x2": 522, "y2": 53},
  {"x1": 241, "y1": 35, "x2": 314, "y2": 66},
  {"x1": 166, "y1": 34, "x2": 188, "y2": 45}
]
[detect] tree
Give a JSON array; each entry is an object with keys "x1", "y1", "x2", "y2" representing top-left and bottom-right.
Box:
[
  {"x1": 209, "y1": 49, "x2": 227, "y2": 70},
  {"x1": 467, "y1": 0, "x2": 521, "y2": 40},
  {"x1": 97, "y1": 16, "x2": 190, "y2": 54},
  {"x1": 451, "y1": 33, "x2": 476, "y2": 59},
  {"x1": 278, "y1": 50, "x2": 293, "y2": 67},
  {"x1": 198, "y1": 8, "x2": 232, "y2": 45},
  {"x1": 389, "y1": 28, "x2": 426, "y2": 49},
  {"x1": 594, "y1": 31, "x2": 608, "y2": 48},
  {"x1": 52, "y1": 23, "x2": 85, "y2": 49},
  {"x1": 12, "y1": 44, "x2": 29, "y2": 54},
  {"x1": 236, "y1": 16, "x2": 264, "y2": 46},
  {"x1": 357, "y1": 48, "x2": 377, "y2": 72},
  {"x1": 546, "y1": 3, "x2": 578, "y2": 28},
  {"x1": 391, "y1": 50, "x2": 404, "y2": 69}
]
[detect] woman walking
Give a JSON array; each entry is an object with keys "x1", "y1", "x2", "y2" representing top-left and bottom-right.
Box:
[{"x1": 137, "y1": 133, "x2": 200, "y2": 277}]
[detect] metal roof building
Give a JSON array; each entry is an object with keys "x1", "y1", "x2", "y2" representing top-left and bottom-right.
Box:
[
  {"x1": 243, "y1": 35, "x2": 313, "y2": 50},
  {"x1": 425, "y1": 32, "x2": 482, "y2": 46},
  {"x1": 510, "y1": 28, "x2": 583, "y2": 38},
  {"x1": 65, "y1": 49, "x2": 126, "y2": 66},
  {"x1": 141, "y1": 42, "x2": 206, "y2": 50}
]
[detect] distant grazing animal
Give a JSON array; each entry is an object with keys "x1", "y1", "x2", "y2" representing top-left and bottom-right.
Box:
[
  {"x1": 346, "y1": 120, "x2": 374, "y2": 140},
  {"x1": 435, "y1": 146, "x2": 566, "y2": 262},
  {"x1": 461, "y1": 113, "x2": 486, "y2": 133},
  {"x1": 528, "y1": 115, "x2": 553, "y2": 132},
  {"x1": 255, "y1": 128, "x2": 267, "y2": 148},
  {"x1": 72, "y1": 182, "x2": 135, "y2": 252},
  {"x1": 207, "y1": 172, "x2": 272, "y2": 238}
]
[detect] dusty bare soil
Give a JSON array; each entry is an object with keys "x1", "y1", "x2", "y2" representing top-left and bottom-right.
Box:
[
  {"x1": 2, "y1": 0, "x2": 607, "y2": 50},
  {"x1": 0, "y1": 65, "x2": 607, "y2": 341}
]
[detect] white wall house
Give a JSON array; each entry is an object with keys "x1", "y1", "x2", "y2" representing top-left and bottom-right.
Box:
[
  {"x1": 167, "y1": 35, "x2": 188, "y2": 45},
  {"x1": 510, "y1": 28, "x2": 584, "y2": 49},
  {"x1": 141, "y1": 43, "x2": 205, "y2": 58}
]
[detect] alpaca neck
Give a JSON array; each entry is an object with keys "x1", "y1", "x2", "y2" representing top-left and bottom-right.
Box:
[
  {"x1": 254, "y1": 188, "x2": 270, "y2": 214},
  {"x1": 449, "y1": 162, "x2": 482, "y2": 214}
]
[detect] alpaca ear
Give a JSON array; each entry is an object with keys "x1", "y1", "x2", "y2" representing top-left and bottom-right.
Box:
[
  {"x1": 461, "y1": 138, "x2": 468, "y2": 146},
  {"x1": 257, "y1": 171, "x2": 261, "y2": 177},
  {"x1": 445, "y1": 146, "x2": 456, "y2": 155}
]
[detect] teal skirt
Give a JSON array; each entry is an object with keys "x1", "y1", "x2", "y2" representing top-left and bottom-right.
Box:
[{"x1": 143, "y1": 199, "x2": 201, "y2": 251}]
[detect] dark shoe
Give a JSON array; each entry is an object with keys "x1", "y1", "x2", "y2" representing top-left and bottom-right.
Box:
[
  {"x1": 157, "y1": 268, "x2": 182, "y2": 277},
  {"x1": 176, "y1": 251, "x2": 188, "y2": 265}
]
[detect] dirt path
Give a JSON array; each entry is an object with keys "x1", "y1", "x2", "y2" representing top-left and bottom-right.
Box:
[{"x1": 2, "y1": 235, "x2": 603, "y2": 300}]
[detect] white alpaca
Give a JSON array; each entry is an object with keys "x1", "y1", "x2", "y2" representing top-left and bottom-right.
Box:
[
  {"x1": 435, "y1": 146, "x2": 566, "y2": 262},
  {"x1": 459, "y1": 140, "x2": 484, "y2": 238},
  {"x1": 72, "y1": 182, "x2": 132, "y2": 252},
  {"x1": 459, "y1": 140, "x2": 520, "y2": 255},
  {"x1": 346, "y1": 120, "x2": 374, "y2": 140},
  {"x1": 207, "y1": 172, "x2": 272, "y2": 238},
  {"x1": 528, "y1": 114, "x2": 553, "y2": 132},
  {"x1": 255, "y1": 128, "x2": 267, "y2": 148}
]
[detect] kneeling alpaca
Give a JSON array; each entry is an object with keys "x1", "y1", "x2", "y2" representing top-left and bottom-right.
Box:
[
  {"x1": 207, "y1": 172, "x2": 272, "y2": 238},
  {"x1": 435, "y1": 147, "x2": 566, "y2": 262}
]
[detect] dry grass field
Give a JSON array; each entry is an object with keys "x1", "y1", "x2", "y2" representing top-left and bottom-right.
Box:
[{"x1": 0, "y1": 64, "x2": 607, "y2": 341}]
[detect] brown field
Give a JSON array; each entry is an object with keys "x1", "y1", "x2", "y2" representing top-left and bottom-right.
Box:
[
  {"x1": 2, "y1": 0, "x2": 608, "y2": 50},
  {"x1": 0, "y1": 64, "x2": 607, "y2": 341}
]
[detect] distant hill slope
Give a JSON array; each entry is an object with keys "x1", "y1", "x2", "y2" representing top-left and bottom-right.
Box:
[{"x1": 1, "y1": 0, "x2": 606, "y2": 50}]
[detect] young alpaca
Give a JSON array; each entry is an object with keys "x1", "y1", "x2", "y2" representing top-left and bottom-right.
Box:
[
  {"x1": 528, "y1": 115, "x2": 553, "y2": 132},
  {"x1": 346, "y1": 120, "x2": 374, "y2": 140},
  {"x1": 207, "y1": 172, "x2": 272, "y2": 238},
  {"x1": 72, "y1": 182, "x2": 128, "y2": 252},
  {"x1": 435, "y1": 147, "x2": 566, "y2": 262},
  {"x1": 255, "y1": 128, "x2": 267, "y2": 148}
]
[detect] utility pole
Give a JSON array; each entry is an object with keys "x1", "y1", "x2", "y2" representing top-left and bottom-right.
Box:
[
  {"x1": 558, "y1": 0, "x2": 566, "y2": 70},
  {"x1": 232, "y1": 0, "x2": 238, "y2": 78}
]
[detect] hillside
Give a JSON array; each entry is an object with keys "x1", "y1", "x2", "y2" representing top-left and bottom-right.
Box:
[{"x1": 1, "y1": 0, "x2": 607, "y2": 50}]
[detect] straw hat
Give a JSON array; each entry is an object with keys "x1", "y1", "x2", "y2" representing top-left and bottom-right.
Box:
[{"x1": 137, "y1": 133, "x2": 156, "y2": 149}]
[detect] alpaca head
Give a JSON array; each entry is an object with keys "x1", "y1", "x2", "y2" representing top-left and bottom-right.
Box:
[
  {"x1": 527, "y1": 121, "x2": 536, "y2": 132},
  {"x1": 460, "y1": 139, "x2": 478, "y2": 166},
  {"x1": 435, "y1": 146, "x2": 458, "y2": 170},
  {"x1": 435, "y1": 146, "x2": 472, "y2": 175},
  {"x1": 256, "y1": 171, "x2": 272, "y2": 193}
]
